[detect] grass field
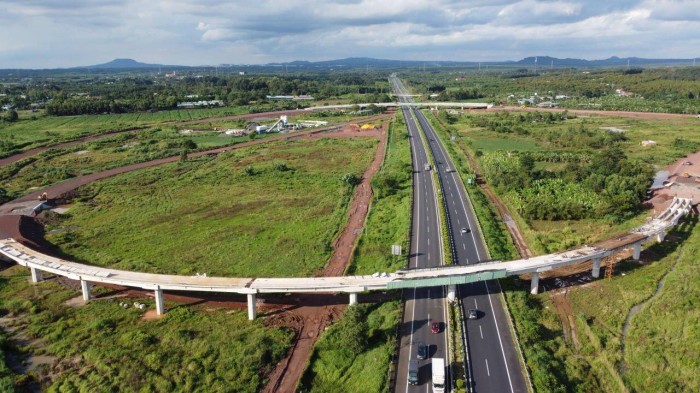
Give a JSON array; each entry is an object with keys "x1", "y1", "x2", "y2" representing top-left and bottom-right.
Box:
[
  {"x1": 299, "y1": 113, "x2": 411, "y2": 392},
  {"x1": 349, "y1": 114, "x2": 413, "y2": 275},
  {"x1": 0, "y1": 127, "x2": 267, "y2": 198},
  {"x1": 45, "y1": 137, "x2": 378, "y2": 277},
  {"x1": 459, "y1": 112, "x2": 700, "y2": 164},
  {"x1": 468, "y1": 136, "x2": 542, "y2": 153},
  {"x1": 0, "y1": 107, "x2": 247, "y2": 152},
  {"x1": 299, "y1": 301, "x2": 401, "y2": 393},
  {"x1": 0, "y1": 265, "x2": 292, "y2": 392}
]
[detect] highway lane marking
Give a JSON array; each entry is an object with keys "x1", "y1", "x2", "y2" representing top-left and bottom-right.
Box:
[
  {"x1": 463, "y1": 243, "x2": 466, "y2": 250},
  {"x1": 484, "y1": 281, "x2": 516, "y2": 393},
  {"x1": 485, "y1": 359, "x2": 490, "y2": 377},
  {"x1": 474, "y1": 299, "x2": 478, "y2": 308},
  {"x1": 451, "y1": 176, "x2": 483, "y2": 261},
  {"x1": 427, "y1": 238, "x2": 430, "y2": 246},
  {"x1": 479, "y1": 325, "x2": 484, "y2": 339},
  {"x1": 406, "y1": 108, "x2": 420, "y2": 393},
  {"x1": 407, "y1": 288, "x2": 418, "y2": 393}
]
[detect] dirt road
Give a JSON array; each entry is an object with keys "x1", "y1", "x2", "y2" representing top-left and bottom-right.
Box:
[{"x1": 261, "y1": 122, "x2": 388, "y2": 393}]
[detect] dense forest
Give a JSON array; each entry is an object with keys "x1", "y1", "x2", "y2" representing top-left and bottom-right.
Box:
[
  {"x1": 406, "y1": 66, "x2": 700, "y2": 114},
  {"x1": 0, "y1": 72, "x2": 393, "y2": 116}
]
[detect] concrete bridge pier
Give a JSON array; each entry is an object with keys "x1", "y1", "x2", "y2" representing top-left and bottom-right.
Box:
[
  {"x1": 592, "y1": 258, "x2": 602, "y2": 278},
  {"x1": 247, "y1": 293, "x2": 257, "y2": 320},
  {"x1": 632, "y1": 242, "x2": 642, "y2": 261},
  {"x1": 80, "y1": 279, "x2": 92, "y2": 302},
  {"x1": 349, "y1": 292, "x2": 358, "y2": 306},
  {"x1": 530, "y1": 272, "x2": 540, "y2": 295},
  {"x1": 447, "y1": 285, "x2": 456, "y2": 302},
  {"x1": 657, "y1": 231, "x2": 666, "y2": 243},
  {"x1": 155, "y1": 287, "x2": 165, "y2": 315},
  {"x1": 30, "y1": 267, "x2": 43, "y2": 283}
]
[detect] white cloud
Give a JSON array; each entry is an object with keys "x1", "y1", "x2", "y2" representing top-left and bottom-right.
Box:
[{"x1": 0, "y1": 0, "x2": 698, "y2": 67}]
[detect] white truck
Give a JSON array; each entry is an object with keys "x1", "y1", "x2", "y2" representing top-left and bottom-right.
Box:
[{"x1": 432, "y1": 358, "x2": 445, "y2": 392}]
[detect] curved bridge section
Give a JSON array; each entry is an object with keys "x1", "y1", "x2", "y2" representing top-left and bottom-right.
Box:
[{"x1": 0, "y1": 198, "x2": 693, "y2": 320}]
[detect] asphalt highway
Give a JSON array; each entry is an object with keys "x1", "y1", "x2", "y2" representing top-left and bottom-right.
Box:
[
  {"x1": 393, "y1": 78, "x2": 451, "y2": 393},
  {"x1": 393, "y1": 75, "x2": 527, "y2": 393}
]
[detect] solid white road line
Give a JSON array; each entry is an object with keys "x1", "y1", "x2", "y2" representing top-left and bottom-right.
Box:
[
  {"x1": 407, "y1": 288, "x2": 417, "y2": 393},
  {"x1": 484, "y1": 281, "x2": 515, "y2": 393}
]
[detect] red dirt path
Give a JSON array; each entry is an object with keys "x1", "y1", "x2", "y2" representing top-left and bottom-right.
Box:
[{"x1": 261, "y1": 122, "x2": 388, "y2": 393}]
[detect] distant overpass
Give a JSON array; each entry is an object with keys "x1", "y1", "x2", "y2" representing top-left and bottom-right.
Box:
[
  {"x1": 0, "y1": 198, "x2": 692, "y2": 320},
  {"x1": 305, "y1": 102, "x2": 493, "y2": 111}
]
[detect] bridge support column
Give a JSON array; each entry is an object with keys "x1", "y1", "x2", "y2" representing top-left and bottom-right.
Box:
[
  {"x1": 349, "y1": 293, "x2": 358, "y2": 306},
  {"x1": 657, "y1": 231, "x2": 666, "y2": 243},
  {"x1": 80, "y1": 279, "x2": 92, "y2": 302},
  {"x1": 247, "y1": 294, "x2": 257, "y2": 320},
  {"x1": 592, "y1": 258, "x2": 602, "y2": 278},
  {"x1": 530, "y1": 272, "x2": 540, "y2": 295},
  {"x1": 155, "y1": 287, "x2": 165, "y2": 315},
  {"x1": 632, "y1": 243, "x2": 642, "y2": 261},
  {"x1": 30, "y1": 267, "x2": 43, "y2": 283},
  {"x1": 447, "y1": 285, "x2": 456, "y2": 302}
]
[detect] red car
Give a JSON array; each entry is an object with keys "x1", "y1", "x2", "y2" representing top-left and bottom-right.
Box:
[{"x1": 431, "y1": 321, "x2": 441, "y2": 334}]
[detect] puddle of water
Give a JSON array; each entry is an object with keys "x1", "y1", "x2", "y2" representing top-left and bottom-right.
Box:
[{"x1": 651, "y1": 170, "x2": 670, "y2": 189}]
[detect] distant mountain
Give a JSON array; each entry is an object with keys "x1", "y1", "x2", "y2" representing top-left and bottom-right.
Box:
[
  {"x1": 267, "y1": 57, "x2": 477, "y2": 69},
  {"x1": 16, "y1": 55, "x2": 698, "y2": 72},
  {"x1": 78, "y1": 58, "x2": 172, "y2": 69},
  {"x1": 516, "y1": 56, "x2": 695, "y2": 67}
]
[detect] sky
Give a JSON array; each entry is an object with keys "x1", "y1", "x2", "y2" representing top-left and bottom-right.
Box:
[{"x1": 1, "y1": 0, "x2": 699, "y2": 68}]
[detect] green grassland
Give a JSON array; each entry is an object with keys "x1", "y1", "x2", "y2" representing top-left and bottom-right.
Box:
[
  {"x1": 45, "y1": 137, "x2": 378, "y2": 277},
  {"x1": 349, "y1": 113, "x2": 413, "y2": 275},
  {"x1": 299, "y1": 113, "x2": 411, "y2": 392},
  {"x1": 0, "y1": 107, "x2": 246, "y2": 153},
  {"x1": 459, "y1": 111, "x2": 700, "y2": 164},
  {"x1": 0, "y1": 127, "x2": 271, "y2": 198},
  {"x1": 299, "y1": 301, "x2": 401, "y2": 393},
  {"x1": 0, "y1": 265, "x2": 292, "y2": 392},
  {"x1": 468, "y1": 136, "x2": 542, "y2": 153}
]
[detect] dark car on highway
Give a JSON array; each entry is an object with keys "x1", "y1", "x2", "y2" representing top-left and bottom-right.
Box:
[{"x1": 417, "y1": 342, "x2": 428, "y2": 359}]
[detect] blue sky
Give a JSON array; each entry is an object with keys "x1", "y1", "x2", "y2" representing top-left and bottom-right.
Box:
[{"x1": 1, "y1": 0, "x2": 699, "y2": 68}]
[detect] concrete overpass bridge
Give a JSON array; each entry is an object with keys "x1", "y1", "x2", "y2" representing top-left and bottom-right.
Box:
[
  {"x1": 305, "y1": 102, "x2": 493, "y2": 111},
  {"x1": 0, "y1": 198, "x2": 692, "y2": 320}
]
